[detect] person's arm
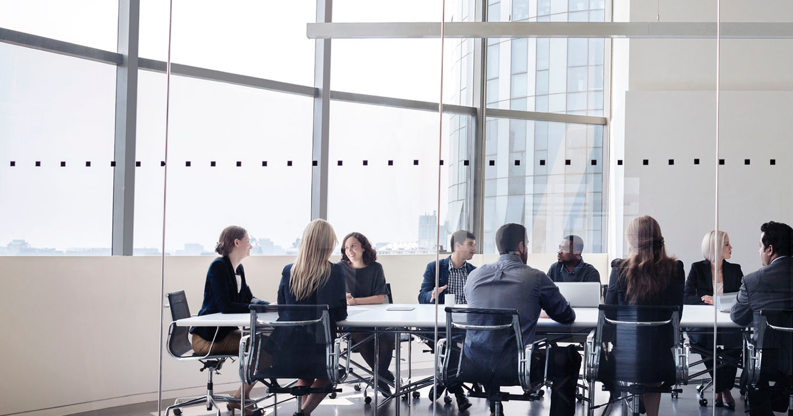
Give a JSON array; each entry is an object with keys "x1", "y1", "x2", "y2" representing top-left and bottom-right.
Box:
[
  {"x1": 349, "y1": 295, "x2": 386, "y2": 305},
  {"x1": 331, "y1": 265, "x2": 348, "y2": 322},
  {"x1": 582, "y1": 265, "x2": 601, "y2": 283},
  {"x1": 673, "y1": 261, "x2": 686, "y2": 312},
  {"x1": 277, "y1": 266, "x2": 289, "y2": 305},
  {"x1": 730, "y1": 278, "x2": 753, "y2": 327},
  {"x1": 684, "y1": 263, "x2": 706, "y2": 305},
  {"x1": 604, "y1": 261, "x2": 621, "y2": 305},
  {"x1": 207, "y1": 261, "x2": 251, "y2": 313},
  {"x1": 418, "y1": 262, "x2": 440, "y2": 304},
  {"x1": 539, "y1": 274, "x2": 576, "y2": 324}
]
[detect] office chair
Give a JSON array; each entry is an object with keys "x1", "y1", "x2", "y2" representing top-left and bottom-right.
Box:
[
  {"x1": 686, "y1": 329, "x2": 742, "y2": 407},
  {"x1": 437, "y1": 306, "x2": 548, "y2": 416},
  {"x1": 241, "y1": 304, "x2": 343, "y2": 416},
  {"x1": 584, "y1": 304, "x2": 689, "y2": 416},
  {"x1": 164, "y1": 291, "x2": 242, "y2": 416},
  {"x1": 744, "y1": 309, "x2": 793, "y2": 415}
]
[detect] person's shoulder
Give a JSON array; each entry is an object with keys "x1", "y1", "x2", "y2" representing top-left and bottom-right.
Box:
[
  {"x1": 610, "y1": 258, "x2": 625, "y2": 268},
  {"x1": 282, "y1": 263, "x2": 294, "y2": 276}
]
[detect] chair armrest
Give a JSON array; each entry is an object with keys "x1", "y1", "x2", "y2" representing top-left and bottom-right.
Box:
[
  {"x1": 675, "y1": 335, "x2": 690, "y2": 385},
  {"x1": 520, "y1": 338, "x2": 548, "y2": 392},
  {"x1": 584, "y1": 329, "x2": 600, "y2": 381},
  {"x1": 436, "y1": 338, "x2": 448, "y2": 385},
  {"x1": 239, "y1": 335, "x2": 253, "y2": 385},
  {"x1": 744, "y1": 336, "x2": 762, "y2": 387}
]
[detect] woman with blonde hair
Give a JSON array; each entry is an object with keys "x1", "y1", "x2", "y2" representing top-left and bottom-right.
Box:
[
  {"x1": 684, "y1": 230, "x2": 743, "y2": 409},
  {"x1": 605, "y1": 215, "x2": 685, "y2": 416},
  {"x1": 276, "y1": 219, "x2": 347, "y2": 416}
]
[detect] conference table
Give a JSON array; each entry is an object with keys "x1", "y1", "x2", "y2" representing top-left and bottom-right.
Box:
[{"x1": 177, "y1": 304, "x2": 741, "y2": 414}]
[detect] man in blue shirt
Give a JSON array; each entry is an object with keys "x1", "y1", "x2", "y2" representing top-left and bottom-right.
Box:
[
  {"x1": 465, "y1": 223, "x2": 580, "y2": 416},
  {"x1": 546, "y1": 235, "x2": 601, "y2": 283}
]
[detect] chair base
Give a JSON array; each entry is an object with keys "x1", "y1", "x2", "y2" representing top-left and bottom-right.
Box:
[{"x1": 166, "y1": 393, "x2": 261, "y2": 416}]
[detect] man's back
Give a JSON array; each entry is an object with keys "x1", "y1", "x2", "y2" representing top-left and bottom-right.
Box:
[
  {"x1": 731, "y1": 256, "x2": 793, "y2": 327},
  {"x1": 465, "y1": 254, "x2": 575, "y2": 347}
]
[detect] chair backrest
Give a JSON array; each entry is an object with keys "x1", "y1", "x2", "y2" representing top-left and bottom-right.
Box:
[
  {"x1": 757, "y1": 310, "x2": 793, "y2": 377},
  {"x1": 441, "y1": 307, "x2": 524, "y2": 389},
  {"x1": 167, "y1": 290, "x2": 193, "y2": 357},
  {"x1": 244, "y1": 304, "x2": 337, "y2": 384},
  {"x1": 595, "y1": 304, "x2": 682, "y2": 384},
  {"x1": 556, "y1": 282, "x2": 602, "y2": 307},
  {"x1": 385, "y1": 283, "x2": 394, "y2": 304}
]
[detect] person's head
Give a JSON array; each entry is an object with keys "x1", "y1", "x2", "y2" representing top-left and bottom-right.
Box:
[
  {"x1": 450, "y1": 230, "x2": 476, "y2": 261},
  {"x1": 759, "y1": 221, "x2": 793, "y2": 266},
  {"x1": 496, "y1": 223, "x2": 528, "y2": 264},
  {"x1": 215, "y1": 225, "x2": 251, "y2": 260},
  {"x1": 290, "y1": 219, "x2": 338, "y2": 300},
  {"x1": 701, "y1": 230, "x2": 731, "y2": 263},
  {"x1": 557, "y1": 235, "x2": 584, "y2": 264},
  {"x1": 341, "y1": 232, "x2": 377, "y2": 266},
  {"x1": 622, "y1": 215, "x2": 677, "y2": 304}
]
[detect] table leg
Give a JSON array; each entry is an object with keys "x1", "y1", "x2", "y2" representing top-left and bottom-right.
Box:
[
  {"x1": 408, "y1": 330, "x2": 412, "y2": 407},
  {"x1": 395, "y1": 330, "x2": 401, "y2": 415},
  {"x1": 374, "y1": 327, "x2": 379, "y2": 414}
]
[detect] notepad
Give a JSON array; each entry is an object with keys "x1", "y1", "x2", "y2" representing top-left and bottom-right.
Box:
[{"x1": 387, "y1": 307, "x2": 415, "y2": 311}]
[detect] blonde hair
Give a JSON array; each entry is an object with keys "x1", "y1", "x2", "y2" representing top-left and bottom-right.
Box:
[
  {"x1": 621, "y1": 215, "x2": 678, "y2": 304},
  {"x1": 290, "y1": 219, "x2": 338, "y2": 301},
  {"x1": 701, "y1": 230, "x2": 728, "y2": 263}
]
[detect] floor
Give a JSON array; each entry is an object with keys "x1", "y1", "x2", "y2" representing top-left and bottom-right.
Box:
[{"x1": 68, "y1": 340, "x2": 758, "y2": 416}]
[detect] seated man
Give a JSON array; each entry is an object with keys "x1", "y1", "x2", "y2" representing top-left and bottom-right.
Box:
[
  {"x1": 465, "y1": 223, "x2": 580, "y2": 416},
  {"x1": 547, "y1": 235, "x2": 601, "y2": 283},
  {"x1": 731, "y1": 221, "x2": 793, "y2": 416},
  {"x1": 418, "y1": 230, "x2": 476, "y2": 305},
  {"x1": 418, "y1": 229, "x2": 477, "y2": 410}
]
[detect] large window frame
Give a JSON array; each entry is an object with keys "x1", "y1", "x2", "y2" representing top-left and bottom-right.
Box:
[{"x1": 0, "y1": 0, "x2": 612, "y2": 255}]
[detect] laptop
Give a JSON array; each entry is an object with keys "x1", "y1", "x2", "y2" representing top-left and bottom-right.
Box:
[
  {"x1": 555, "y1": 282, "x2": 602, "y2": 308},
  {"x1": 716, "y1": 292, "x2": 739, "y2": 313}
]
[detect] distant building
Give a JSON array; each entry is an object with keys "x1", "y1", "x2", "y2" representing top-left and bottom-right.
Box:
[{"x1": 418, "y1": 211, "x2": 448, "y2": 250}]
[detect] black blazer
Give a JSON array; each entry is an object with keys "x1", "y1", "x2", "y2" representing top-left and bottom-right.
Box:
[
  {"x1": 684, "y1": 259, "x2": 743, "y2": 305},
  {"x1": 190, "y1": 257, "x2": 255, "y2": 342}
]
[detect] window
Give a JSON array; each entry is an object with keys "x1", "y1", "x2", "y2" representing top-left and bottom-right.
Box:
[{"x1": 0, "y1": 44, "x2": 115, "y2": 254}]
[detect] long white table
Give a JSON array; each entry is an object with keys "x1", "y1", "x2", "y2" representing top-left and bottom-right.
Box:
[{"x1": 176, "y1": 303, "x2": 742, "y2": 329}]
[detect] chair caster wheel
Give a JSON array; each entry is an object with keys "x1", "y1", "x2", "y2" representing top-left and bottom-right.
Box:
[
  {"x1": 329, "y1": 392, "x2": 337, "y2": 399},
  {"x1": 173, "y1": 409, "x2": 182, "y2": 416},
  {"x1": 443, "y1": 396, "x2": 453, "y2": 405},
  {"x1": 699, "y1": 399, "x2": 708, "y2": 407},
  {"x1": 671, "y1": 392, "x2": 678, "y2": 399},
  {"x1": 364, "y1": 396, "x2": 372, "y2": 404},
  {"x1": 354, "y1": 384, "x2": 361, "y2": 391},
  {"x1": 412, "y1": 391, "x2": 420, "y2": 398},
  {"x1": 537, "y1": 389, "x2": 545, "y2": 397}
]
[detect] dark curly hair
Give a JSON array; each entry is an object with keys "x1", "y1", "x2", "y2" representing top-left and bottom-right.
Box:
[{"x1": 341, "y1": 232, "x2": 377, "y2": 265}]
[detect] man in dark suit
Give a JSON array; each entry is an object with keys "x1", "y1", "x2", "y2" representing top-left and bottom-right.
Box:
[
  {"x1": 417, "y1": 230, "x2": 476, "y2": 411},
  {"x1": 731, "y1": 221, "x2": 793, "y2": 416},
  {"x1": 418, "y1": 230, "x2": 476, "y2": 305}
]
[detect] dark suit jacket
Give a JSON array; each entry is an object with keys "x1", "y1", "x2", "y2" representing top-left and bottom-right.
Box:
[
  {"x1": 190, "y1": 257, "x2": 255, "y2": 342},
  {"x1": 731, "y1": 256, "x2": 793, "y2": 375},
  {"x1": 684, "y1": 259, "x2": 743, "y2": 305},
  {"x1": 418, "y1": 256, "x2": 477, "y2": 304}
]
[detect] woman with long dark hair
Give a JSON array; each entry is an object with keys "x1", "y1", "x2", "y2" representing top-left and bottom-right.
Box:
[
  {"x1": 338, "y1": 231, "x2": 395, "y2": 395},
  {"x1": 605, "y1": 215, "x2": 685, "y2": 416}
]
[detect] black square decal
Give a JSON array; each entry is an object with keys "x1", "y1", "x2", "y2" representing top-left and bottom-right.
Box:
[
  {"x1": 111, "y1": 161, "x2": 116, "y2": 167},
  {"x1": 591, "y1": 160, "x2": 597, "y2": 166},
  {"x1": 85, "y1": 161, "x2": 91, "y2": 167},
  {"x1": 185, "y1": 161, "x2": 191, "y2": 167},
  {"x1": 439, "y1": 160, "x2": 444, "y2": 166},
  {"x1": 719, "y1": 159, "x2": 725, "y2": 165},
  {"x1": 745, "y1": 159, "x2": 750, "y2": 165},
  {"x1": 514, "y1": 160, "x2": 521, "y2": 166},
  {"x1": 10, "y1": 161, "x2": 15, "y2": 167},
  {"x1": 771, "y1": 159, "x2": 776, "y2": 165},
  {"x1": 668, "y1": 159, "x2": 674, "y2": 165},
  {"x1": 388, "y1": 160, "x2": 393, "y2": 166},
  {"x1": 617, "y1": 160, "x2": 623, "y2": 166},
  {"x1": 337, "y1": 160, "x2": 343, "y2": 166},
  {"x1": 694, "y1": 159, "x2": 700, "y2": 165},
  {"x1": 540, "y1": 160, "x2": 546, "y2": 166},
  {"x1": 642, "y1": 159, "x2": 648, "y2": 166},
  {"x1": 413, "y1": 160, "x2": 419, "y2": 165},
  {"x1": 136, "y1": 161, "x2": 141, "y2": 167},
  {"x1": 60, "y1": 161, "x2": 66, "y2": 167},
  {"x1": 211, "y1": 161, "x2": 216, "y2": 167},
  {"x1": 463, "y1": 160, "x2": 469, "y2": 166},
  {"x1": 312, "y1": 160, "x2": 317, "y2": 166},
  {"x1": 35, "y1": 161, "x2": 41, "y2": 167},
  {"x1": 363, "y1": 160, "x2": 368, "y2": 166},
  {"x1": 565, "y1": 160, "x2": 571, "y2": 166},
  {"x1": 160, "y1": 161, "x2": 166, "y2": 167},
  {"x1": 262, "y1": 161, "x2": 268, "y2": 167},
  {"x1": 489, "y1": 160, "x2": 495, "y2": 166},
  {"x1": 236, "y1": 161, "x2": 242, "y2": 167},
  {"x1": 287, "y1": 161, "x2": 293, "y2": 166}
]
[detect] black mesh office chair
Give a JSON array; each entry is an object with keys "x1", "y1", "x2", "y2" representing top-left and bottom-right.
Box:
[
  {"x1": 584, "y1": 304, "x2": 689, "y2": 416},
  {"x1": 744, "y1": 309, "x2": 793, "y2": 415},
  {"x1": 437, "y1": 307, "x2": 548, "y2": 416},
  {"x1": 241, "y1": 304, "x2": 343, "y2": 416},
  {"x1": 164, "y1": 291, "x2": 242, "y2": 416}
]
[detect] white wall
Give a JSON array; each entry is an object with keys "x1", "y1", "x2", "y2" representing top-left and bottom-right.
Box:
[
  {"x1": 610, "y1": 0, "x2": 793, "y2": 272},
  {"x1": 0, "y1": 253, "x2": 610, "y2": 416}
]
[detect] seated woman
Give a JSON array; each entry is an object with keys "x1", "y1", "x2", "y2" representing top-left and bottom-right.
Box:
[
  {"x1": 190, "y1": 226, "x2": 268, "y2": 416},
  {"x1": 605, "y1": 215, "x2": 685, "y2": 416},
  {"x1": 277, "y1": 219, "x2": 347, "y2": 416},
  {"x1": 338, "y1": 232, "x2": 395, "y2": 395},
  {"x1": 684, "y1": 230, "x2": 743, "y2": 409}
]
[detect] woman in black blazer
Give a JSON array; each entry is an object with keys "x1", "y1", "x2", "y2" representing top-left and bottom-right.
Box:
[
  {"x1": 190, "y1": 225, "x2": 267, "y2": 415},
  {"x1": 604, "y1": 215, "x2": 685, "y2": 416},
  {"x1": 684, "y1": 230, "x2": 743, "y2": 409}
]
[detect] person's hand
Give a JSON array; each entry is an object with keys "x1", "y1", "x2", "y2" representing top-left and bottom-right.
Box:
[
  {"x1": 701, "y1": 295, "x2": 714, "y2": 305},
  {"x1": 539, "y1": 310, "x2": 550, "y2": 319},
  {"x1": 346, "y1": 293, "x2": 357, "y2": 306},
  {"x1": 430, "y1": 285, "x2": 448, "y2": 302}
]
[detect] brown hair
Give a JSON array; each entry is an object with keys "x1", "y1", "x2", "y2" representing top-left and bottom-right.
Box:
[
  {"x1": 215, "y1": 226, "x2": 247, "y2": 258},
  {"x1": 290, "y1": 219, "x2": 337, "y2": 301},
  {"x1": 620, "y1": 215, "x2": 678, "y2": 304},
  {"x1": 340, "y1": 232, "x2": 377, "y2": 265}
]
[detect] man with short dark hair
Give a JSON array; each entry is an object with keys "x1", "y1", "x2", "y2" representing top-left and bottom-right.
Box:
[
  {"x1": 465, "y1": 223, "x2": 580, "y2": 416},
  {"x1": 547, "y1": 235, "x2": 601, "y2": 283},
  {"x1": 417, "y1": 229, "x2": 476, "y2": 410},
  {"x1": 731, "y1": 221, "x2": 793, "y2": 416}
]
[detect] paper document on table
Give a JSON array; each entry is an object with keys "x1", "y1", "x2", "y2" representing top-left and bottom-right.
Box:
[{"x1": 387, "y1": 307, "x2": 415, "y2": 311}]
